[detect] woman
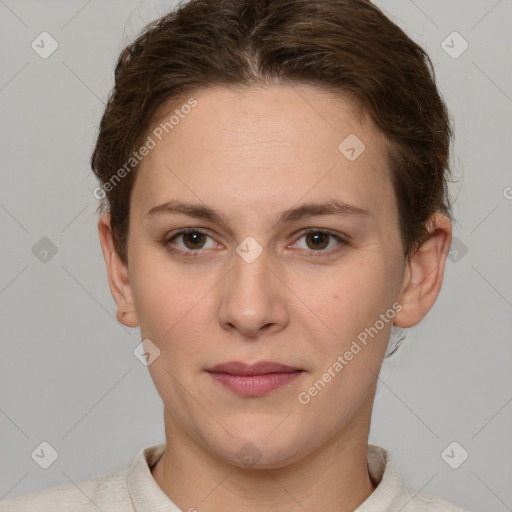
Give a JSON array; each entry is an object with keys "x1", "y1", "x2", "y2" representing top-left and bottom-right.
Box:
[{"x1": 1, "y1": 0, "x2": 471, "y2": 510}]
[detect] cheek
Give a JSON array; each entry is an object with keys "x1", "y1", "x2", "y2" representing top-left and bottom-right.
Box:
[
  {"x1": 129, "y1": 252, "x2": 197, "y2": 338},
  {"x1": 130, "y1": 253, "x2": 221, "y2": 370},
  {"x1": 323, "y1": 262, "x2": 384, "y2": 313},
  {"x1": 313, "y1": 258, "x2": 397, "y2": 354}
]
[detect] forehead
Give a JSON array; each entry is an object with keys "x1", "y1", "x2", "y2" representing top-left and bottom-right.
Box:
[{"x1": 132, "y1": 84, "x2": 396, "y2": 226}]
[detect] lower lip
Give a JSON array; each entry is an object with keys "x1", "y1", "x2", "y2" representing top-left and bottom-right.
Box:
[{"x1": 208, "y1": 371, "x2": 303, "y2": 396}]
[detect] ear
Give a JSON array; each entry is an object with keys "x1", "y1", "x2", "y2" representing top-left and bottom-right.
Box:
[
  {"x1": 394, "y1": 213, "x2": 452, "y2": 328},
  {"x1": 97, "y1": 213, "x2": 139, "y2": 328}
]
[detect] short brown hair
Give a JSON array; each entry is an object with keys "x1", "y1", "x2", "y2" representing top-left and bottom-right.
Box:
[{"x1": 91, "y1": 0, "x2": 453, "y2": 264}]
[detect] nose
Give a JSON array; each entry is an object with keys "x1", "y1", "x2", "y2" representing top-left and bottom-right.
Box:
[{"x1": 217, "y1": 245, "x2": 289, "y2": 339}]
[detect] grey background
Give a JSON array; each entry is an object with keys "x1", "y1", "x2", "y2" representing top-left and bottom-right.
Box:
[{"x1": 0, "y1": 0, "x2": 511, "y2": 510}]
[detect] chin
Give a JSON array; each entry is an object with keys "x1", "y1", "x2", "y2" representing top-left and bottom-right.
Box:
[{"x1": 203, "y1": 419, "x2": 312, "y2": 469}]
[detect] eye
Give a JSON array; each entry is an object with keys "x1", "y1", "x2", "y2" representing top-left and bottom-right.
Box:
[
  {"x1": 164, "y1": 228, "x2": 219, "y2": 256},
  {"x1": 291, "y1": 229, "x2": 348, "y2": 255},
  {"x1": 163, "y1": 227, "x2": 348, "y2": 259}
]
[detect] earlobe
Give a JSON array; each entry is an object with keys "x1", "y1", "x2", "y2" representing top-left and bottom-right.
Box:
[
  {"x1": 394, "y1": 214, "x2": 452, "y2": 328},
  {"x1": 97, "y1": 213, "x2": 139, "y2": 328}
]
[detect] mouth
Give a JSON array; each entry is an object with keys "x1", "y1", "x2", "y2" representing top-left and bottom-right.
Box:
[{"x1": 206, "y1": 361, "x2": 304, "y2": 397}]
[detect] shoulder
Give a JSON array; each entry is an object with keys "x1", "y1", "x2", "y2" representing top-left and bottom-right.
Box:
[
  {"x1": 0, "y1": 469, "x2": 132, "y2": 512},
  {"x1": 364, "y1": 444, "x2": 471, "y2": 512},
  {"x1": 395, "y1": 484, "x2": 471, "y2": 512}
]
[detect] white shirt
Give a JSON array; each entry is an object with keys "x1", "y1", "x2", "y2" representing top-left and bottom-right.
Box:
[{"x1": 0, "y1": 444, "x2": 470, "y2": 511}]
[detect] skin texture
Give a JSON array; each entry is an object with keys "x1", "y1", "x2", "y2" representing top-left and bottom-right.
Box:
[{"x1": 98, "y1": 84, "x2": 452, "y2": 512}]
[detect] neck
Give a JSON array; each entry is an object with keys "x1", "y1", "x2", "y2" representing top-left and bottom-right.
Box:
[{"x1": 151, "y1": 409, "x2": 377, "y2": 512}]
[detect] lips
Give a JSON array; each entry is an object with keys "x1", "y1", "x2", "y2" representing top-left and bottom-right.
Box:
[
  {"x1": 208, "y1": 361, "x2": 300, "y2": 375},
  {"x1": 206, "y1": 361, "x2": 304, "y2": 396}
]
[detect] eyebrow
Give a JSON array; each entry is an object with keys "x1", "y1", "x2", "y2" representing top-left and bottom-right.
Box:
[{"x1": 145, "y1": 199, "x2": 371, "y2": 227}]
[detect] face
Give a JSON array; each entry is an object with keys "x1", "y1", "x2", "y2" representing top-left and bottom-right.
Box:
[{"x1": 106, "y1": 84, "x2": 413, "y2": 468}]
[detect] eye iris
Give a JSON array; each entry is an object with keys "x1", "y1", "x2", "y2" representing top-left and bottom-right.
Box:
[
  {"x1": 306, "y1": 232, "x2": 329, "y2": 250},
  {"x1": 183, "y1": 232, "x2": 205, "y2": 249}
]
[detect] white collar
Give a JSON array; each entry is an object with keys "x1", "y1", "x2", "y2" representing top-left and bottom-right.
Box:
[{"x1": 127, "y1": 443, "x2": 401, "y2": 511}]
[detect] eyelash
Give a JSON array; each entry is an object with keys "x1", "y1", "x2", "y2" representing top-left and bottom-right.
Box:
[{"x1": 163, "y1": 227, "x2": 349, "y2": 259}]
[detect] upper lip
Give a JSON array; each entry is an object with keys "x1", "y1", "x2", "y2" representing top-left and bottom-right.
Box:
[{"x1": 207, "y1": 361, "x2": 302, "y2": 375}]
